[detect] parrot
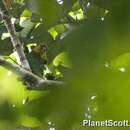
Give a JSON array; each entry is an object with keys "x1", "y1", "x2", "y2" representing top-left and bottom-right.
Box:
[{"x1": 25, "y1": 44, "x2": 47, "y2": 78}]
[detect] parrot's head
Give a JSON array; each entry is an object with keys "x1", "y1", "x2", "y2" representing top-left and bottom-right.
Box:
[{"x1": 31, "y1": 44, "x2": 47, "y2": 56}]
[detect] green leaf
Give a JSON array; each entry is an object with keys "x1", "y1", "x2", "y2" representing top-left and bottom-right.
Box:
[
  {"x1": 48, "y1": 24, "x2": 67, "y2": 40},
  {"x1": 21, "y1": 9, "x2": 32, "y2": 18},
  {"x1": 110, "y1": 53, "x2": 130, "y2": 71},
  {"x1": 63, "y1": 0, "x2": 77, "y2": 12},
  {"x1": 26, "y1": 23, "x2": 53, "y2": 44},
  {"x1": 20, "y1": 18, "x2": 35, "y2": 39},
  {"x1": 28, "y1": 0, "x2": 63, "y2": 27},
  {"x1": 53, "y1": 52, "x2": 71, "y2": 68},
  {"x1": 19, "y1": 115, "x2": 41, "y2": 128}
]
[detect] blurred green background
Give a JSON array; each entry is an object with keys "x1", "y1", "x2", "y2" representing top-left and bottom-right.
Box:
[{"x1": 0, "y1": 0, "x2": 130, "y2": 130}]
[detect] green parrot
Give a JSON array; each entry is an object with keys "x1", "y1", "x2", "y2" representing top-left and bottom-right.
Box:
[{"x1": 26, "y1": 45, "x2": 47, "y2": 78}]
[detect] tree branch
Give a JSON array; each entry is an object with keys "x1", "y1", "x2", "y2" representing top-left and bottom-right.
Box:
[
  {"x1": 0, "y1": 0, "x2": 31, "y2": 71},
  {"x1": 0, "y1": 56, "x2": 65, "y2": 91}
]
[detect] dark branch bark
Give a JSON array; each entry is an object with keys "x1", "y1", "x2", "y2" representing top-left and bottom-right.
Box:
[
  {"x1": 0, "y1": 0, "x2": 31, "y2": 71},
  {"x1": 0, "y1": 56, "x2": 65, "y2": 90}
]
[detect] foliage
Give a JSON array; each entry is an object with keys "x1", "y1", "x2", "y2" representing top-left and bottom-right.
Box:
[{"x1": 0, "y1": 0, "x2": 130, "y2": 130}]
